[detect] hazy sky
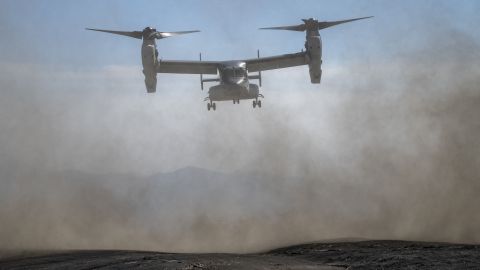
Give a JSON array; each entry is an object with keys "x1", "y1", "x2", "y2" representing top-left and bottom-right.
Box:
[
  {"x1": 1, "y1": 0, "x2": 478, "y2": 66},
  {"x1": 0, "y1": 0, "x2": 478, "y2": 174},
  {"x1": 1, "y1": 1, "x2": 479, "y2": 251}
]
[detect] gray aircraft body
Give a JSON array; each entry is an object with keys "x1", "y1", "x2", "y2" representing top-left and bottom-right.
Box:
[{"x1": 87, "y1": 16, "x2": 372, "y2": 110}]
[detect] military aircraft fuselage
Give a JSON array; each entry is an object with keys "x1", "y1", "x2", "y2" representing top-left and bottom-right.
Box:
[
  {"x1": 87, "y1": 16, "x2": 372, "y2": 110},
  {"x1": 208, "y1": 61, "x2": 259, "y2": 102}
]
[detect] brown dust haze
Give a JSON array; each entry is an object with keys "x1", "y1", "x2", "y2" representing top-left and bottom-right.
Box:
[{"x1": 0, "y1": 28, "x2": 479, "y2": 253}]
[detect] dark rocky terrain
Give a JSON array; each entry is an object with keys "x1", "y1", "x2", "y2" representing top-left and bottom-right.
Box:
[
  {"x1": 270, "y1": 240, "x2": 480, "y2": 269},
  {"x1": 1, "y1": 240, "x2": 479, "y2": 269}
]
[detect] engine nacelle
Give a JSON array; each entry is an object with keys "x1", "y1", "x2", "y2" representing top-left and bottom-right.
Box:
[
  {"x1": 141, "y1": 42, "x2": 158, "y2": 93},
  {"x1": 142, "y1": 70, "x2": 157, "y2": 93},
  {"x1": 306, "y1": 35, "x2": 322, "y2": 84}
]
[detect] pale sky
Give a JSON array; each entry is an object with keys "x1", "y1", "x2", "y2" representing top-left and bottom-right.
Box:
[
  {"x1": 1, "y1": 0, "x2": 478, "y2": 67},
  {"x1": 1, "y1": 2, "x2": 479, "y2": 249},
  {"x1": 0, "y1": 0, "x2": 478, "y2": 174}
]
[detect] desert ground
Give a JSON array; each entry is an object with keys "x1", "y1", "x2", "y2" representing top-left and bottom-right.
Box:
[{"x1": 1, "y1": 240, "x2": 479, "y2": 269}]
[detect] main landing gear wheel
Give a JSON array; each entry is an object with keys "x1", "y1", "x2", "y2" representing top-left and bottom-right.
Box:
[
  {"x1": 207, "y1": 102, "x2": 216, "y2": 111},
  {"x1": 233, "y1": 99, "x2": 240, "y2": 104},
  {"x1": 253, "y1": 100, "x2": 262, "y2": 109}
]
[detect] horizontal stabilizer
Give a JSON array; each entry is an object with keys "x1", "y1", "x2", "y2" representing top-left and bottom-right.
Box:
[{"x1": 202, "y1": 78, "x2": 220, "y2": 83}]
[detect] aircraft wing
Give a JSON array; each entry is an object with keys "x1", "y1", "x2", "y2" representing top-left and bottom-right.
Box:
[
  {"x1": 245, "y1": 52, "x2": 308, "y2": 72},
  {"x1": 157, "y1": 60, "x2": 219, "y2": 74}
]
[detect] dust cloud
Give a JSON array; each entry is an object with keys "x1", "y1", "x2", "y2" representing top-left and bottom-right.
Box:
[{"x1": 0, "y1": 28, "x2": 479, "y2": 253}]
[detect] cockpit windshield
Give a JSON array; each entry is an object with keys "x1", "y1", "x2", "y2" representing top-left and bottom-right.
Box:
[
  {"x1": 234, "y1": 68, "x2": 245, "y2": 77},
  {"x1": 224, "y1": 67, "x2": 246, "y2": 78}
]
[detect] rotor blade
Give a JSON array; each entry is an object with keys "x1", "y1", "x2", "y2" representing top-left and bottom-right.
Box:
[
  {"x1": 156, "y1": 30, "x2": 200, "y2": 39},
  {"x1": 259, "y1": 24, "x2": 306, "y2": 32},
  {"x1": 317, "y1": 16, "x2": 373, "y2": 30},
  {"x1": 85, "y1": 28, "x2": 143, "y2": 39}
]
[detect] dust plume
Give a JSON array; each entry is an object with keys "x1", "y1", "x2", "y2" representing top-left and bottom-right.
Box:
[{"x1": 0, "y1": 27, "x2": 479, "y2": 254}]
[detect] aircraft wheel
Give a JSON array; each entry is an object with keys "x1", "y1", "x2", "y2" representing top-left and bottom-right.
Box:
[
  {"x1": 212, "y1": 103, "x2": 216, "y2": 111},
  {"x1": 258, "y1": 100, "x2": 262, "y2": 108},
  {"x1": 207, "y1": 103, "x2": 211, "y2": 111},
  {"x1": 252, "y1": 100, "x2": 256, "y2": 108},
  {"x1": 233, "y1": 100, "x2": 235, "y2": 104}
]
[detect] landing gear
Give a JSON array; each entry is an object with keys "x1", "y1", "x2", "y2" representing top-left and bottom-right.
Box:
[
  {"x1": 252, "y1": 94, "x2": 264, "y2": 109},
  {"x1": 233, "y1": 99, "x2": 240, "y2": 104},
  {"x1": 205, "y1": 96, "x2": 216, "y2": 111},
  {"x1": 252, "y1": 99, "x2": 262, "y2": 109},
  {"x1": 207, "y1": 102, "x2": 216, "y2": 111}
]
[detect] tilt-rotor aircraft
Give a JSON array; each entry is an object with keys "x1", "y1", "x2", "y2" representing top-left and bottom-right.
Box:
[{"x1": 87, "y1": 16, "x2": 372, "y2": 111}]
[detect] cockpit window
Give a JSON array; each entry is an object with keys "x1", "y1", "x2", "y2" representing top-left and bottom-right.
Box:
[
  {"x1": 235, "y1": 68, "x2": 245, "y2": 77},
  {"x1": 222, "y1": 66, "x2": 246, "y2": 80}
]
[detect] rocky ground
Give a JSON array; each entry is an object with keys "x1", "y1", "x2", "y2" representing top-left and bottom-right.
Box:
[{"x1": 1, "y1": 240, "x2": 479, "y2": 269}]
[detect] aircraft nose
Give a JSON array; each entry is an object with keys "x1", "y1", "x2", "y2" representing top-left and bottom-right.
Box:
[
  {"x1": 235, "y1": 78, "x2": 245, "y2": 84},
  {"x1": 228, "y1": 77, "x2": 245, "y2": 84}
]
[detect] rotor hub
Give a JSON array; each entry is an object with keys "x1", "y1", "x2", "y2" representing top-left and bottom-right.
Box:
[
  {"x1": 302, "y1": 18, "x2": 319, "y2": 31},
  {"x1": 142, "y1": 27, "x2": 157, "y2": 40}
]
